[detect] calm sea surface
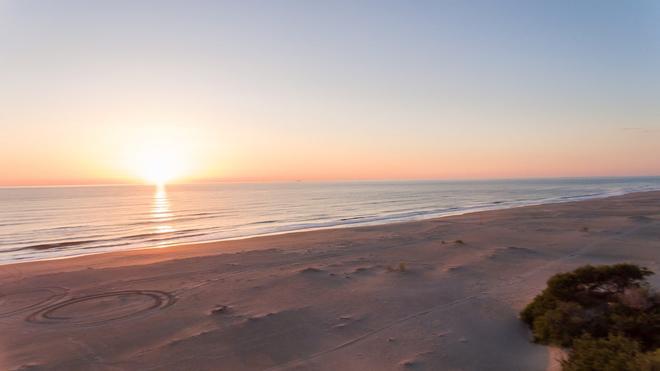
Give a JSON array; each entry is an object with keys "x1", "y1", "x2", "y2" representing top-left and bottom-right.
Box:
[{"x1": 1, "y1": 177, "x2": 659, "y2": 264}]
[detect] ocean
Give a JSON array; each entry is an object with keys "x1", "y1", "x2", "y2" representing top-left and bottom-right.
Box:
[{"x1": 1, "y1": 177, "x2": 659, "y2": 264}]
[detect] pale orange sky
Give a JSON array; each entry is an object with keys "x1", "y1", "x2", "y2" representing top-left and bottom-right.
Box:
[{"x1": 1, "y1": 1, "x2": 659, "y2": 186}]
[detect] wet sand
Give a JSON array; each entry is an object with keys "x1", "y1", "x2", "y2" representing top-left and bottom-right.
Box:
[{"x1": 1, "y1": 191, "x2": 659, "y2": 371}]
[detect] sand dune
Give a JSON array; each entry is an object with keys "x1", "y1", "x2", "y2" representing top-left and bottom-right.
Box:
[{"x1": 1, "y1": 191, "x2": 659, "y2": 370}]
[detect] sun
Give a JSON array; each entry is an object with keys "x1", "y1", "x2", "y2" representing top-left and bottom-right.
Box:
[
  {"x1": 118, "y1": 124, "x2": 196, "y2": 186},
  {"x1": 133, "y1": 143, "x2": 186, "y2": 186}
]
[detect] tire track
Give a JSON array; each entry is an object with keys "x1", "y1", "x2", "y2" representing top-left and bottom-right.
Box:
[{"x1": 26, "y1": 290, "x2": 176, "y2": 326}]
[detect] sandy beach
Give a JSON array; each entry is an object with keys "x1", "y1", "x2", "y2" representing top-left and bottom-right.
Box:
[{"x1": 1, "y1": 191, "x2": 659, "y2": 371}]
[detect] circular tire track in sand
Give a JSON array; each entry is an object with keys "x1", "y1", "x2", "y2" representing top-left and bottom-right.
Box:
[
  {"x1": 26, "y1": 290, "x2": 176, "y2": 326},
  {"x1": 0, "y1": 287, "x2": 68, "y2": 318}
]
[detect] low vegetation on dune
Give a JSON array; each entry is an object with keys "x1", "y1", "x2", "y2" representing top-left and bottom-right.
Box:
[{"x1": 521, "y1": 264, "x2": 660, "y2": 370}]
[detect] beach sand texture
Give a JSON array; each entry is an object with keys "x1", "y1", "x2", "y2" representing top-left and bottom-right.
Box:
[{"x1": 1, "y1": 191, "x2": 659, "y2": 370}]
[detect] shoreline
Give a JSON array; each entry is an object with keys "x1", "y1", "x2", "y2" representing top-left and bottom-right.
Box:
[
  {"x1": 2, "y1": 190, "x2": 659, "y2": 370},
  {"x1": 4, "y1": 189, "x2": 659, "y2": 268}
]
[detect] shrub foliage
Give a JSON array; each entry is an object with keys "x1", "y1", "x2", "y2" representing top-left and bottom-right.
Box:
[
  {"x1": 562, "y1": 334, "x2": 648, "y2": 371},
  {"x1": 521, "y1": 264, "x2": 659, "y2": 370}
]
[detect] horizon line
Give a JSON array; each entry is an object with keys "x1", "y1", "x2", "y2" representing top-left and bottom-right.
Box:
[{"x1": 2, "y1": 174, "x2": 660, "y2": 189}]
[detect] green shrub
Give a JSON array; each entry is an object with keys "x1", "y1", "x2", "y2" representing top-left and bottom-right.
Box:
[
  {"x1": 520, "y1": 264, "x2": 659, "y2": 370},
  {"x1": 522, "y1": 264, "x2": 656, "y2": 346},
  {"x1": 562, "y1": 334, "x2": 648, "y2": 371},
  {"x1": 546, "y1": 264, "x2": 652, "y2": 305},
  {"x1": 532, "y1": 302, "x2": 586, "y2": 347},
  {"x1": 610, "y1": 304, "x2": 660, "y2": 351},
  {"x1": 646, "y1": 349, "x2": 660, "y2": 371},
  {"x1": 521, "y1": 289, "x2": 559, "y2": 326}
]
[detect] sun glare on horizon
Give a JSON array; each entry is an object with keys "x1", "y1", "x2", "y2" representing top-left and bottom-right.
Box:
[
  {"x1": 116, "y1": 124, "x2": 198, "y2": 186},
  {"x1": 135, "y1": 147, "x2": 185, "y2": 185},
  {"x1": 129, "y1": 139, "x2": 189, "y2": 186}
]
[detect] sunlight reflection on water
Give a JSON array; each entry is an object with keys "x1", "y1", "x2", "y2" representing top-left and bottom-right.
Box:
[{"x1": 152, "y1": 185, "x2": 175, "y2": 235}]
